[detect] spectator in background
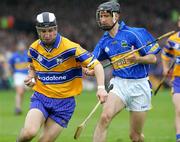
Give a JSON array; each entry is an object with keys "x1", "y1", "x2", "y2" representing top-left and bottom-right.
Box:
[
  {"x1": 161, "y1": 16, "x2": 180, "y2": 142},
  {"x1": 0, "y1": 53, "x2": 10, "y2": 89},
  {"x1": 9, "y1": 41, "x2": 28, "y2": 115}
]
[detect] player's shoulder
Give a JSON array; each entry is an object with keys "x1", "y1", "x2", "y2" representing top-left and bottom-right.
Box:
[
  {"x1": 61, "y1": 36, "x2": 80, "y2": 48},
  {"x1": 12, "y1": 50, "x2": 21, "y2": 56},
  {"x1": 29, "y1": 39, "x2": 40, "y2": 49},
  {"x1": 168, "y1": 31, "x2": 179, "y2": 41},
  {"x1": 128, "y1": 26, "x2": 152, "y2": 39},
  {"x1": 11, "y1": 52, "x2": 17, "y2": 58},
  {"x1": 120, "y1": 24, "x2": 143, "y2": 38},
  {"x1": 126, "y1": 26, "x2": 147, "y2": 34},
  {"x1": 96, "y1": 34, "x2": 108, "y2": 49},
  {"x1": 97, "y1": 31, "x2": 111, "y2": 46}
]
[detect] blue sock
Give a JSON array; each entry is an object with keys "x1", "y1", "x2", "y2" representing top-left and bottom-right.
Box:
[{"x1": 176, "y1": 134, "x2": 180, "y2": 141}]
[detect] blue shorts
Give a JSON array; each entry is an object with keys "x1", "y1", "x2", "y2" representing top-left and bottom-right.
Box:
[
  {"x1": 172, "y1": 77, "x2": 180, "y2": 94},
  {"x1": 30, "y1": 91, "x2": 76, "y2": 128}
]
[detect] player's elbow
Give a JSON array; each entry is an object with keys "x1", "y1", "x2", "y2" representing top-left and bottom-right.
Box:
[
  {"x1": 147, "y1": 54, "x2": 157, "y2": 64},
  {"x1": 94, "y1": 62, "x2": 103, "y2": 71},
  {"x1": 94, "y1": 63, "x2": 104, "y2": 75}
]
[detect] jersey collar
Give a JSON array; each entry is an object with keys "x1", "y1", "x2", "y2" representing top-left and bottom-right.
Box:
[
  {"x1": 40, "y1": 33, "x2": 61, "y2": 49},
  {"x1": 104, "y1": 21, "x2": 126, "y2": 36}
]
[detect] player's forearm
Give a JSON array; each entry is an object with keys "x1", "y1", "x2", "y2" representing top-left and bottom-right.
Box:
[
  {"x1": 161, "y1": 59, "x2": 170, "y2": 75},
  {"x1": 28, "y1": 64, "x2": 36, "y2": 78},
  {"x1": 162, "y1": 59, "x2": 169, "y2": 69},
  {"x1": 138, "y1": 54, "x2": 157, "y2": 64},
  {"x1": 94, "y1": 63, "x2": 105, "y2": 87}
]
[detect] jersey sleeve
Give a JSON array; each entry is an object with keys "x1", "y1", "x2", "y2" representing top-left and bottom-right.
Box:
[
  {"x1": 133, "y1": 28, "x2": 161, "y2": 55},
  {"x1": 27, "y1": 47, "x2": 33, "y2": 63},
  {"x1": 75, "y1": 45, "x2": 100, "y2": 69},
  {"x1": 161, "y1": 38, "x2": 175, "y2": 61},
  {"x1": 92, "y1": 38, "x2": 109, "y2": 61}
]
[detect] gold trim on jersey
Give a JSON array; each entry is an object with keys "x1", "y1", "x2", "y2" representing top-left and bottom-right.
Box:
[
  {"x1": 111, "y1": 51, "x2": 139, "y2": 70},
  {"x1": 14, "y1": 62, "x2": 29, "y2": 70},
  {"x1": 29, "y1": 36, "x2": 99, "y2": 98}
]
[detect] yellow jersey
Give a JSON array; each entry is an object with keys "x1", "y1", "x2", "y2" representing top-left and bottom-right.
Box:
[
  {"x1": 28, "y1": 34, "x2": 99, "y2": 98},
  {"x1": 161, "y1": 31, "x2": 180, "y2": 77}
]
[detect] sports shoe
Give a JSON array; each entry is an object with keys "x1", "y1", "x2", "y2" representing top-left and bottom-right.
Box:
[{"x1": 15, "y1": 108, "x2": 22, "y2": 115}]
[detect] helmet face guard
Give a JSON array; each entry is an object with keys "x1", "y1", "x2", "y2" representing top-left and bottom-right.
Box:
[
  {"x1": 36, "y1": 12, "x2": 58, "y2": 45},
  {"x1": 96, "y1": 1, "x2": 120, "y2": 31},
  {"x1": 36, "y1": 25, "x2": 57, "y2": 31},
  {"x1": 96, "y1": 10, "x2": 114, "y2": 31}
]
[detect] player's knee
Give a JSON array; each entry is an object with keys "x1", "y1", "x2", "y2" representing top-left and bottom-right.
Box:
[
  {"x1": 38, "y1": 136, "x2": 52, "y2": 142},
  {"x1": 175, "y1": 106, "x2": 180, "y2": 116},
  {"x1": 99, "y1": 112, "x2": 112, "y2": 127},
  {"x1": 22, "y1": 127, "x2": 37, "y2": 140}
]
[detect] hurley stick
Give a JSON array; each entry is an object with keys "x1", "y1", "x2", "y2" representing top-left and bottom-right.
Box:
[
  {"x1": 74, "y1": 84, "x2": 113, "y2": 139},
  {"x1": 103, "y1": 31, "x2": 176, "y2": 68}
]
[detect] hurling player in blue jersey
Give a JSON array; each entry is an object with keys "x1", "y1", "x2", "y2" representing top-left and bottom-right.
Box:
[
  {"x1": 16, "y1": 12, "x2": 107, "y2": 142},
  {"x1": 9, "y1": 41, "x2": 28, "y2": 115},
  {"x1": 85, "y1": 1, "x2": 161, "y2": 142}
]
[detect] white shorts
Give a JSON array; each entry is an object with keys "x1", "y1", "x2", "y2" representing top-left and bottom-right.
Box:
[
  {"x1": 13, "y1": 73, "x2": 27, "y2": 87},
  {"x1": 110, "y1": 77, "x2": 152, "y2": 111}
]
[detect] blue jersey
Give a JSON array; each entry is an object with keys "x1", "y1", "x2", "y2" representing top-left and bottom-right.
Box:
[
  {"x1": 93, "y1": 21, "x2": 161, "y2": 79},
  {"x1": 9, "y1": 50, "x2": 28, "y2": 74}
]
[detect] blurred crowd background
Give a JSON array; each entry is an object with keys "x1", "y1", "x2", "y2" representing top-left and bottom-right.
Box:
[{"x1": 0, "y1": 0, "x2": 179, "y2": 90}]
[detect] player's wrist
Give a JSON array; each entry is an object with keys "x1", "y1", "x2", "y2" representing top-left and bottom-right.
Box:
[
  {"x1": 97, "y1": 85, "x2": 105, "y2": 90},
  {"x1": 31, "y1": 77, "x2": 36, "y2": 83}
]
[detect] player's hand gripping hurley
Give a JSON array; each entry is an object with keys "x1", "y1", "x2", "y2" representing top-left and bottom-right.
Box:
[
  {"x1": 103, "y1": 30, "x2": 176, "y2": 68},
  {"x1": 154, "y1": 59, "x2": 176, "y2": 96},
  {"x1": 74, "y1": 84, "x2": 113, "y2": 139}
]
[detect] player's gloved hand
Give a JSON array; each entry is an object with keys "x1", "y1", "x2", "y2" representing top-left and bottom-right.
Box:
[
  {"x1": 24, "y1": 76, "x2": 36, "y2": 87},
  {"x1": 96, "y1": 87, "x2": 108, "y2": 103}
]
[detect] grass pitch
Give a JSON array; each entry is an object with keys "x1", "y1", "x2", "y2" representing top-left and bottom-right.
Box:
[{"x1": 0, "y1": 88, "x2": 175, "y2": 142}]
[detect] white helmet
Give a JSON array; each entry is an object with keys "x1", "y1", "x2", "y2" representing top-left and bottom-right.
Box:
[{"x1": 36, "y1": 12, "x2": 57, "y2": 29}]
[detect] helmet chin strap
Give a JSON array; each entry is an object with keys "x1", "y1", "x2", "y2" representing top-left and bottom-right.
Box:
[
  {"x1": 38, "y1": 32, "x2": 57, "y2": 48},
  {"x1": 100, "y1": 20, "x2": 117, "y2": 31},
  {"x1": 100, "y1": 12, "x2": 118, "y2": 31},
  {"x1": 41, "y1": 39, "x2": 55, "y2": 47},
  {"x1": 112, "y1": 13, "x2": 116, "y2": 23}
]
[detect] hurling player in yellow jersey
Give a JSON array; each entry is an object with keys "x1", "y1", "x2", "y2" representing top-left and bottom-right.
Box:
[
  {"x1": 161, "y1": 16, "x2": 180, "y2": 142},
  {"x1": 16, "y1": 12, "x2": 107, "y2": 142}
]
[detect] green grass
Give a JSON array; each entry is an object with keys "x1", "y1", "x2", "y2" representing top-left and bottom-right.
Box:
[{"x1": 0, "y1": 88, "x2": 175, "y2": 142}]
